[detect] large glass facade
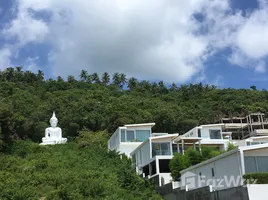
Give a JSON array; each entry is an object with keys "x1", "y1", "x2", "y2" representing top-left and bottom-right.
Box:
[
  {"x1": 136, "y1": 130, "x2": 150, "y2": 142},
  {"x1": 120, "y1": 129, "x2": 150, "y2": 142},
  {"x1": 126, "y1": 130, "x2": 135, "y2": 141},
  {"x1": 152, "y1": 142, "x2": 171, "y2": 157}
]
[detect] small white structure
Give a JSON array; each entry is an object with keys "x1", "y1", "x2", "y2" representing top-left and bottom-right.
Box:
[
  {"x1": 40, "y1": 112, "x2": 67, "y2": 145},
  {"x1": 108, "y1": 123, "x2": 155, "y2": 157},
  {"x1": 130, "y1": 133, "x2": 179, "y2": 186},
  {"x1": 180, "y1": 144, "x2": 268, "y2": 191}
]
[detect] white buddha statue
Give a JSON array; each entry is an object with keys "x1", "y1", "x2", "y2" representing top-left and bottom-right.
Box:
[{"x1": 40, "y1": 112, "x2": 67, "y2": 145}]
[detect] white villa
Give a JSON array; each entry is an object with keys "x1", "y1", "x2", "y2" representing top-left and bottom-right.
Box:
[
  {"x1": 180, "y1": 143, "x2": 268, "y2": 191},
  {"x1": 108, "y1": 113, "x2": 268, "y2": 187},
  {"x1": 173, "y1": 124, "x2": 232, "y2": 153},
  {"x1": 130, "y1": 133, "x2": 179, "y2": 186},
  {"x1": 108, "y1": 123, "x2": 155, "y2": 157}
]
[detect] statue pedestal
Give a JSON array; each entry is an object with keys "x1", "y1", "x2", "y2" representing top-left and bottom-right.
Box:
[{"x1": 39, "y1": 137, "x2": 67, "y2": 145}]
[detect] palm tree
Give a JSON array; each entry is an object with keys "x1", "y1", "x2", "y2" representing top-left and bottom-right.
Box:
[
  {"x1": 37, "y1": 70, "x2": 44, "y2": 81},
  {"x1": 91, "y1": 73, "x2": 100, "y2": 84},
  {"x1": 23, "y1": 70, "x2": 37, "y2": 83},
  {"x1": 119, "y1": 73, "x2": 127, "y2": 89},
  {"x1": 15, "y1": 66, "x2": 23, "y2": 82},
  {"x1": 170, "y1": 82, "x2": 177, "y2": 91},
  {"x1": 101, "y1": 72, "x2": 110, "y2": 85},
  {"x1": 57, "y1": 76, "x2": 64, "y2": 82},
  {"x1": 4, "y1": 67, "x2": 15, "y2": 82},
  {"x1": 67, "y1": 75, "x2": 76, "y2": 83},
  {"x1": 112, "y1": 72, "x2": 121, "y2": 87},
  {"x1": 139, "y1": 80, "x2": 151, "y2": 91},
  {"x1": 80, "y1": 70, "x2": 88, "y2": 82},
  {"x1": 127, "y1": 77, "x2": 138, "y2": 90}
]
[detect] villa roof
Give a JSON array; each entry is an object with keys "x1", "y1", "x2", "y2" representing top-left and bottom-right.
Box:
[
  {"x1": 151, "y1": 133, "x2": 179, "y2": 141},
  {"x1": 173, "y1": 136, "x2": 201, "y2": 143},
  {"x1": 123, "y1": 123, "x2": 155, "y2": 128}
]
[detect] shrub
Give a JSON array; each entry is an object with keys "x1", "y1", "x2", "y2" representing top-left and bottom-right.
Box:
[
  {"x1": 169, "y1": 153, "x2": 191, "y2": 180},
  {"x1": 227, "y1": 142, "x2": 237, "y2": 151},
  {"x1": 243, "y1": 172, "x2": 268, "y2": 184},
  {"x1": 185, "y1": 148, "x2": 202, "y2": 165}
]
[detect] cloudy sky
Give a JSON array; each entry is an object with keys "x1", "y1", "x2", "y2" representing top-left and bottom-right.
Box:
[{"x1": 0, "y1": 0, "x2": 268, "y2": 89}]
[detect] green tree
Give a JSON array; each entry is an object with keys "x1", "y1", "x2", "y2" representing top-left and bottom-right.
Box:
[
  {"x1": 169, "y1": 153, "x2": 191, "y2": 180},
  {"x1": 112, "y1": 72, "x2": 121, "y2": 87},
  {"x1": 127, "y1": 77, "x2": 138, "y2": 90},
  {"x1": 185, "y1": 148, "x2": 203, "y2": 165},
  {"x1": 80, "y1": 70, "x2": 88, "y2": 82},
  {"x1": 101, "y1": 72, "x2": 110, "y2": 85}
]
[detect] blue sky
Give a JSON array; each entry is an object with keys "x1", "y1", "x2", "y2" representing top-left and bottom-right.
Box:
[{"x1": 1, "y1": 0, "x2": 268, "y2": 90}]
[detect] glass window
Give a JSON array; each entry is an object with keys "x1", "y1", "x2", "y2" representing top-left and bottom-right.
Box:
[
  {"x1": 209, "y1": 129, "x2": 221, "y2": 139},
  {"x1": 172, "y1": 144, "x2": 178, "y2": 154},
  {"x1": 126, "y1": 130, "x2": 135, "y2": 142},
  {"x1": 152, "y1": 142, "x2": 171, "y2": 157},
  {"x1": 121, "y1": 130, "x2": 126, "y2": 142},
  {"x1": 136, "y1": 130, "x2": 150, "y2": 142},
  {"x1": 198, "y1": 129, "x2": 201, "y2": 137}
]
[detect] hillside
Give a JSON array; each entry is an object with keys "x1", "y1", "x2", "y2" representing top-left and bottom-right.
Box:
[
  {"x1": 1, "y1": 68, "x2": 268, "y2": 198},
  {"x1": 1, "y1": 68, "x2": 268, "y2": 147},
  {"x1": 0, "y1": 137, "x2": 161, "y2": 199}
]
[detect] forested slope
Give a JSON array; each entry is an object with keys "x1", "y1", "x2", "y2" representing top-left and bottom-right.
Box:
[
  {"x1": 1, "y1": 67, "x2": 268, "y2": 199},
  {"x1": 1, "y1": 67, "x2": 267, "y2": 148}
]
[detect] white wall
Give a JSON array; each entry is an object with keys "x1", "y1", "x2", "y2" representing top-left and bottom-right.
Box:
[
  {"x1": 159, "y1": 173, "x2": 172, "y2": 186},
  {"x1": 247, "y1": 184, "x2": 268, "y2": 200},
  {"x1": 181, "y1": 151, "x2": 243, "y2": 190},
  {"x1": 201, "y1": 125, "x2": 222, "y2": 139},
  {"x1": 118, "y1": 142, "x2": 142, "y2": 157}
]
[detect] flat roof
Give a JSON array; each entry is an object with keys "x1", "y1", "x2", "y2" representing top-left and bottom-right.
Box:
[
  {"x1": 173, "y1": 136, "x2": 201, "y2": 143},
  {"x1": 151, "y1": 133, "x2": 179, "y2": 141},
  {"x1": 124, "y1": 123, "x2": 155, "y2": 128}
]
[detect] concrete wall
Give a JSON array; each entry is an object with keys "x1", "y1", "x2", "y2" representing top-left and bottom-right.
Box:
[
  {"x1": 181, "y1": 151, "x2": 243, "y2": 190},
  {"x1": 157, "y1": 185, "x2": 249, "y2": 200},
  {"x1": 201, "y1": 126, "x2": 222, "y2": 139},
  {"x1": 247, "y1": 184, "x2": 268, "y2": 200},
  {"x1": 118, "y1": 142, "x2": 142, "y2": 157},
  {"x1": 159, "y1": 173, "x2": 173, "y2": 186}
]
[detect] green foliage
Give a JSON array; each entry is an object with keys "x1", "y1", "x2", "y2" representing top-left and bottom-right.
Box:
[
  {"x1": 185, "y1": 148, "x2": 203, "y2": 165},
  {"x1": 201, "y1": 146, "x2": 221, "y2": 160},
  {"x1": 169, "y1": 153, "x2": 191, "y2": 180},
  {"x1": 243, "y1": 172, "x2": 268, "y2": 184},
  {"x1": 0, "y1": 140, "x2": 161, "y2": 200},
  {"x1": 227, "y1": 142, "x2": 237, "y2": 151}
]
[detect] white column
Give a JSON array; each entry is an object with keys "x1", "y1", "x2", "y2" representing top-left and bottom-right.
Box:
[
  {"x1": 156, "y1": 158, "x2": 159, "y2": 174},
  {"x1": 240, "y1": 150, "x2": 245, "y2": 175},
  {"x1": 199, "y1": 140, "x2": 202, "y2": 155},
  {"x1": 182, "y1": 139, "x2": 185, "y2": 155}
]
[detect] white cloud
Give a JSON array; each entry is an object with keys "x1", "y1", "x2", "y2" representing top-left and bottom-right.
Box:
[
  {"x1": 3, "y1": 10, "x2": 49, "y2": 46},
  {"x1": 0, "y1": 48, "x2": 12, "y2": 70},
  {"x1": 228, "y1": 49, "x2": 266, "y2": 73},
  {"x1": 25, "y1": 56, "x2": 40, "y2": 73},
  {"x1": 2, "y1": 0, "x2": 268, "y2": 83}
]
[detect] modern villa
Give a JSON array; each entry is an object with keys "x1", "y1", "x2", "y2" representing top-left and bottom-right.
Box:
[
  {"x1": 130, "y1": 133, "x2": 179, "y2": 186},
  {"x1": 180, "y1": 143, "x2": 268, "y2": 190},
  {"x1": 108, "y1": 113, "x2": 268, "y2": 188},
  {"x1": 107, "y1": 123, "x2": 155, "y2": 157},
  {"x1": 173, "y1": 124, "x2": 232, "y2": 153}
]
